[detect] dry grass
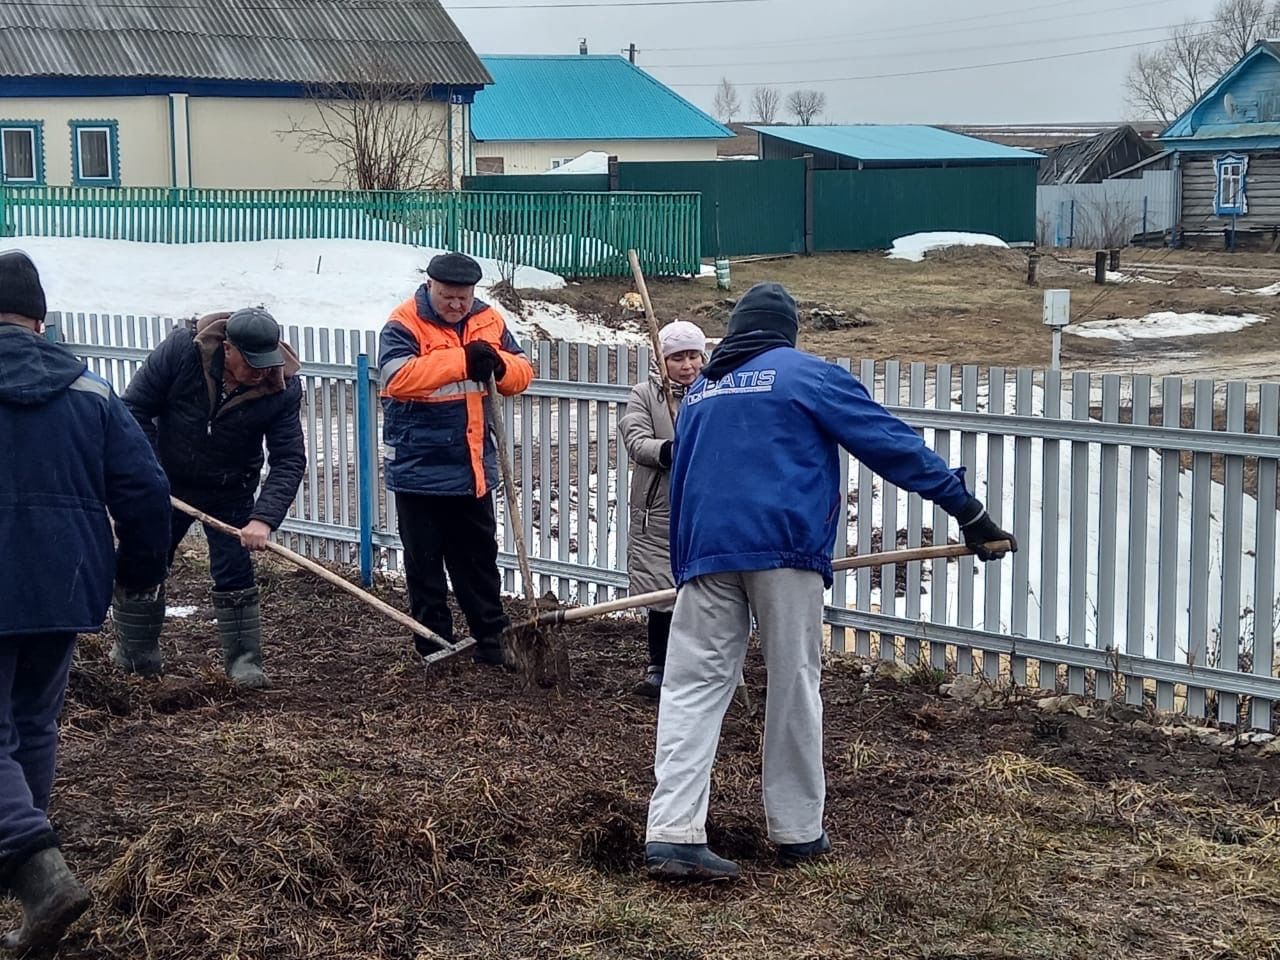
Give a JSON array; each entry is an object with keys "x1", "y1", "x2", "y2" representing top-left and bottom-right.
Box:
[
  {"x1": 523, "y1": 248, "x2": 1280, "y2": 376},
  {"x1": 28, "y1": 554, "x2": 1280, "y2": 960}
]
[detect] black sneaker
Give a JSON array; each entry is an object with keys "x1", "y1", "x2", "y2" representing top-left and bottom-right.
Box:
[
  {"x1": 645, "y1": 842, "x2": 741, "y2": 881},
  {"x1": 472, "y1": 636, "x2": 511, "y2": 669},
  {"x1": 632, "y1": 666, "x2": 663, "y2": 699},
  {"x1": 777, "y1": 831, "x2": 831, "y2": 867}
]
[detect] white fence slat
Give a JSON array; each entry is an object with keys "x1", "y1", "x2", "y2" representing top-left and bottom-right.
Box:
[
  {"x1": 1040, "y1": 370, "x2": 1063, "y2": 690},
  {"x1": 1252, "y1": 384, "x2": 1279, "y2": 730},
  {"x1": 1068, "y1": 371, "x2": 1090, "y2": 696},
  {"x1": 983, "y1": 367, "x2": 1006, "y2": 679},
  {"x1": 1125, "y1": 376, "x2": 1152, "y2": 706},
  {"x1": 1156, "y1": 377, "x2": 1183, "y2": 713},
  {"x1": 830, "y1": 357, "x2": 852, "y2": 655},
  {"x1": 881, "y1": 360, "x2": 901, "y2": 663},
  {"x1": 930, "y1": 364, "x2": 952, "y2": 672},
  {"x1": 903, "y1": 362, "x2": 926, "y2": 664},
  {"x1": 1218, "y1": 381, "x2": 1247, "y2": 725},
  {"x1": 1186, "y1": 379, "x2": 1214, "y2": 718},
  {"x1": 1095, "y1": 375, "x2": 1122, "y2": 702}
]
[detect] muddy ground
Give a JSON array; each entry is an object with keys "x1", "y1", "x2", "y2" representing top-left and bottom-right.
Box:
[
  {"x1": 20, "y1": 546, "x2": 1280, "y2": 960},
  {"x1": 522, "y1": 247, "x2": 1280, "y2": 381}
]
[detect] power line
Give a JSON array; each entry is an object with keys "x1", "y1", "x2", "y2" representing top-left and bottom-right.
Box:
[
  {"x1": 641, "y1": 0, "x2": 1174, "y2": 53},
  {"x1": 658, "y1": 32, "x2": 1216, "y2": 89},
  {"x1": 644, "y1": 19, "x2": 1216, "y2": 70}
]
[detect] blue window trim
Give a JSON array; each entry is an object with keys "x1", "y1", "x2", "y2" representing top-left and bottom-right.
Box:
[
  {"x1": 69, "y1": 120, "x2": 121, "y2": 187},
  {"x1": 0, "y1": 120, "x2": 44, "y2": 185},
  {"x1": 1215, "y1": 153, "x2": 1248, "y2": 216}
]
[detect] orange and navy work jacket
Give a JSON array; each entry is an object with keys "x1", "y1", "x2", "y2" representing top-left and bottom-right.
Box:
[{"x1": 378, "y1": 286, "x2": 533, "y2": 497}]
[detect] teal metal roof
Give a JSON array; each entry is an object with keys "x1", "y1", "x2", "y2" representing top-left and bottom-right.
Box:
[
  {"x1": 750, "y1": 125, "x2": 1043, "y2": 162},
  {"x1": 472, "y1": 55, "x2": 732, "y2": 142}
]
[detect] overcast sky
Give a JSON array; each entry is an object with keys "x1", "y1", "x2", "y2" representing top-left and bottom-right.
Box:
[{"x1": 447, "y1": 0, "x2": 1218, "y2": 124}]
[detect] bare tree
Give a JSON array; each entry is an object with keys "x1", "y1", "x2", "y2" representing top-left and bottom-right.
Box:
[
  {"x1": 1124, "y1": 20, "x2": 1218, "y2": 124},
  {"x1": 1126, "y1": 1, "x2": 1280, "y2": 123},
  {"x1": 283, "y1": 60, "x2": 453, "y2": 191},
  {"x1": 751, "y1": 86, "x2": 781, "y2": 124},
  {"x1": 787, "y1": 89, "x2": 827, "y2": 125},
  {"x1": 713, "y1": 77, "x2": 741, "y2": 123},
  {"x1": 1211, "y1": 0, "x2": 1280, "y2": 70}
]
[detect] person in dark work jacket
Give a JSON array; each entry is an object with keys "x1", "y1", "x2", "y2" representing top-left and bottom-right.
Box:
[
  {"x1": 117, "y1": 307, "x2": 305, "y2": 689},
  {"x1": 644, "y1": 282, "x2": 1017, "y2": 882},
  {"x1": 0, "y1": 251, "x2": 170, "y2": 951},
  {"x1": 379, "y1": 252, "x2": 534, "y2": 666}
]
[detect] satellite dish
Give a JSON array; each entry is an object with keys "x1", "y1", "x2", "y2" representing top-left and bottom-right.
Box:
[{"x1": 1225, "y1": 92, "x2": 1239, "y2": 117}]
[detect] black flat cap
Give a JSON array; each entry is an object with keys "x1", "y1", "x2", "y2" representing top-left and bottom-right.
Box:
[
  {"x1": 226, "y1": 307, "x2": 285, "y2": 368},
  {"x1": 427, "y1": 252, "x2": 483, "y2": 287}
]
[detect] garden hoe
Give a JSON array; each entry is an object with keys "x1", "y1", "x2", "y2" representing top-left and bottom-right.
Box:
[
  {"x1": 486, "y1": 376, "x2": 571, "y2": 687},
  {"x1": 502, "y1": 541, "x2": 1014, "y2": 657},
  {"x1": 170, "y1": 497, "x2": 474, "y2": 666}
]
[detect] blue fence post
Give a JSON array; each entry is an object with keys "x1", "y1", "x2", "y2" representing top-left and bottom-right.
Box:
[
  {"x1": 1142, "y1": 195, "x2": 1149, "y2": 247},
  {"x1": 1068, "y1": 198, "x2": 1076, "y2": 247},
  {"x1": 356, "y1": 353, "x2": 375, "y2": 587}
]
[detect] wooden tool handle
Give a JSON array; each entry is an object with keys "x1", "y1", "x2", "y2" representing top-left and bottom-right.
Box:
[
  {"x1": 170, "y1": 496, "x2": 459, "y2": 653},
  {"x1": 627, "y1": 248, "x2": 680, "y2": 424},
  {"x1": 487, "y1": 376, "x2": 537, "y2": 603},
  {"x1": 529, "y1": 540, "x2": 1012, "y2": 628}
]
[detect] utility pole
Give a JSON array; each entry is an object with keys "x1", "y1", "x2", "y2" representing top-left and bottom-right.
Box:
[{"x1": 627, "y1": 42, "x2": 637, "y2": 64}]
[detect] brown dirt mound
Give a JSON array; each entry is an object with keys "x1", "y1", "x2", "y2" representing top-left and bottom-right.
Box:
[{"x1": 30, "y1": 553, "x2": 1280, "y2": 959}]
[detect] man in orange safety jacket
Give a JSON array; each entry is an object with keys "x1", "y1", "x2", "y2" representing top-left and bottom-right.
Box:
[{"x1": 378, "y1": 252, "x2": 534, "y2": 666}]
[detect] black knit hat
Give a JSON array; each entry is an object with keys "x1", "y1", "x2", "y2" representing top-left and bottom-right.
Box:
[
  {"x1": 426, "y1": 252, "x2": 483, "y2": 286},
  {"x1": 0, "y1": 250, "x2": 47, "y2": 322},
  {"x1": 726, "y1": 282, "x2": 798, "y2": 345}
]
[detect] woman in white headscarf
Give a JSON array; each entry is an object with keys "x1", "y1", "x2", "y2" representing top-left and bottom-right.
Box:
[{"x1": 618, "y1": 320, "x2": 707, "y2": 699}]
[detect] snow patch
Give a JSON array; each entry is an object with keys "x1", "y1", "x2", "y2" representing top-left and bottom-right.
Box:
[
  {"x1": 1077, "y1": 268, "x2": 1169, "y2": 285},
  {"x1": 1066, "y1": 311, "x2": 1266, "y2": 342},
  {"x1": 545, "y1": 151, "x2": 610, "y2": 175},
  {"x1": 165, "y1": 605, "x2": 198, "y2": 619},
  {"x1": 886, "y1": 232, "x2": 1009, "y2": 262},
  {"x1": 16, "y1": 236, "x2": 637, "y2": 344}
]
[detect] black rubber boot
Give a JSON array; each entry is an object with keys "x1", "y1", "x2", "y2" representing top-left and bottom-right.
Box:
[
  {"x1": 645, "y1": 843, "x2": 741, "y2": 881},
  {"x1": 1, "y1": 847, "x2": 91, "y2": 952},
  {"x1": 212, "y1": 587, "x2": 270, "y2": 690},
  {"x1": 777, "y1": 831, "x2": 832, "y2": 867},
  {"x1": 109, "y1": 583, "x2": 166, "y2": 677}
]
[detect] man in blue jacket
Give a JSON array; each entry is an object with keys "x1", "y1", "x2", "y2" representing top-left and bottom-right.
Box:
[
  {"x1": 645, "y1": 282, "x2": 1015, "y2": 881},
  {"x1": 0, "y1": 251, "x2": 171, "y2": 948}
]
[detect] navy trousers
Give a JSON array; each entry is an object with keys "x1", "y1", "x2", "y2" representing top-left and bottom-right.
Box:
[{"x1": 0, "y1": 634, "x2": 76, "y2": 881}]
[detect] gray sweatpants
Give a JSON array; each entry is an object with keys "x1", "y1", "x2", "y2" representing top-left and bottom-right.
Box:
[{"x1": 646, "y1": 568, "x2": 825, "y2": 846}]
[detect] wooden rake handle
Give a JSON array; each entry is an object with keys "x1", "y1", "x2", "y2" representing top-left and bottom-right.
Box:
[
  {"x1": 627, "y1": 248, "x2": 680, "y2": 424},
  {"x1": 523, "y1": 541, "x2": 1013, "y2": 630},
  {"x1": 169, "y1": 496, "x2": 473, "y2": 662}
]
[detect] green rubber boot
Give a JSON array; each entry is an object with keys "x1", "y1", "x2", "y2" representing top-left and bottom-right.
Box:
[
  {"x1": 1, "y1": 847, "x2": 91, "y2": 952},
  {"x1": 109, "y1": 583, "x2": 165, "y2": 677},
  {"x1": 211, "y1": 587, "x2": 270, "y2": 690}
]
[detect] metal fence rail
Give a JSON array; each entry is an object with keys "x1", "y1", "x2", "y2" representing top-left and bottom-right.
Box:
[
  {"x1": 51, "y1": 311, "x2": 1280, "y2": 729},
  {"x1": 0, "y1": 186, "x2": 702, "y2": 278}
]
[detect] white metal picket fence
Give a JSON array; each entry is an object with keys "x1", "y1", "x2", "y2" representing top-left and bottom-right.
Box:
[{"x1": 51, "y1": 311, "x2": 1280, "y2": 730}]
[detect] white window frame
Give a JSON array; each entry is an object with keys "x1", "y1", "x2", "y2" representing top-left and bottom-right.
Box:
[
  {"x1": 0, "y1": 126, "x2": 39, "y2": 183},
  {"x1": 74, "y1": 125, "x2": 114, "y2": 183},
  {"x1": 1215, "y1": 153, "x2": 1249, "y2": 216}
]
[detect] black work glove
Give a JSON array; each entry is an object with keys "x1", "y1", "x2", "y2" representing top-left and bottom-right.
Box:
[
  {"x1": 958, "y1": 500, "x2": 1017, "y2": 561},
  {"x1": 658, "y1": 440, "x2": 673, "y2": 468},
  {"x1": 465, "y1": 341, "x2": 505, "y2": 383}
]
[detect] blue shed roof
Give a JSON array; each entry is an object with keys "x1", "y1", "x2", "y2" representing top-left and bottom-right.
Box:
[
  {"x1": 472, "y1": 55, "x2": 732, "y2": 142},
  {"x1": 750, "y1": 125, "x2": 1043, "y2": 162}
]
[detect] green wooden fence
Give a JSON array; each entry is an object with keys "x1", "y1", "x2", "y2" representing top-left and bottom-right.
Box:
[{"x1": 0, "y1": 186, "x2": 702, "y2": 278}]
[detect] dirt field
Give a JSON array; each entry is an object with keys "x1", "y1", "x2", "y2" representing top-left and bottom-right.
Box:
[
  {"x1": 523, "y1": 247, "x2": 1280, "y2": 381},
  {"x1": 28, "y1": 548, "x2": 1280, "y2": 960}
]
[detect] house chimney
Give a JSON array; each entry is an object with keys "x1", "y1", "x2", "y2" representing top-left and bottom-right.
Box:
[{"x1": 579, "y1": 37, "x2": 588, "y2": 55}]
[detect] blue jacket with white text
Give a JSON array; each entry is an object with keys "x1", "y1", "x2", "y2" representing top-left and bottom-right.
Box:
[{"x1": 669, "y1": 345, "x2": 978, "y2": 588}]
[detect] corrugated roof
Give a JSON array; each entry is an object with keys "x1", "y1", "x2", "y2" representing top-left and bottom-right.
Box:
[
  {"x1": 471, "y1": 55, "x2": 732, "y2": 142},
  {"x1": 1037, "y1": 125, "x2": 1158, "y2": 185},
  {"x1": 0, "y1": 0, "x2": 490, "y2": 86},
  {"x1": 750, "y1": 124, "x2": 1043, "y2": 162}
]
